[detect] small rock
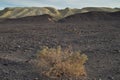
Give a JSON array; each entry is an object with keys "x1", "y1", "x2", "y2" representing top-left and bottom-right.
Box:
[
  {"x1": 113, "y1": 50, "x2": 120, "y2": 54},
  {"x1": 4, "y1": 71, "x2": 9, "y2": 74},
  {"x1": 4, "y1": 77, "x2": 9, "y2": 80},
  {"x1": 99, "y1": 78, "x2": 102, "y2": 80},
  {"x1": 108, "y1": 76, "x2": 114, "y2": 80},
  {"x1": 116, "y1": 71, "x2": 120, "y2": 74},
  {"x1": 3, "y1": 63, "x2": 8, "y2": 66},
  {"x1": 17, "y1": 45, "x2": 21, "y2": 48},
  {"x1": 33, "y1": 78, "x2": 39, "y2": 80}
]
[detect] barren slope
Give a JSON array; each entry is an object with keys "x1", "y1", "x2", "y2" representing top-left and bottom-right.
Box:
[
  {"x1": 59, "y1": 11, "x2": 120, "y2": 23},
  {"x1": 0, "y1": 11, "x2": 120, "y2": 80},
  {"x1": 0, "y1": 7, "x2": 119, "y2": 20}
]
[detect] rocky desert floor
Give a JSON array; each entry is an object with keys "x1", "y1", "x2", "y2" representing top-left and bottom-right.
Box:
[{"x1": 0, "y1": 14, "x2": 120, "y2": 80}]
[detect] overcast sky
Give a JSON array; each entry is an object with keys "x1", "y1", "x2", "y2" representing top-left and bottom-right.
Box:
[{"x1": 0, "y1": 0, "x2": 120, "y2": 9}]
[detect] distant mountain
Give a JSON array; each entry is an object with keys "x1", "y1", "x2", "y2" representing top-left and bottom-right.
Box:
[
  {"x1": 0, "y1": 7, "x2": 119, "y2": 20},
  {"x1": 58, "y1": 11, "x2": 120, "y2": 23}
]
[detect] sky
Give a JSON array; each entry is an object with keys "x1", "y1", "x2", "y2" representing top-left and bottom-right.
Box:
[{"x1": 0, "y1": 0, "x2": 120, "y2": 9}]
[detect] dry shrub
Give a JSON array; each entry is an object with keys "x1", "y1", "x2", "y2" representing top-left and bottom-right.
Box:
[{"x1": 37, "y1": 46, "x2": 88, "y2": 78}]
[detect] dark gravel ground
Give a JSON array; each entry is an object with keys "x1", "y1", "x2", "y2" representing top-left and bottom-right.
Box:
[{"x1": 0, "y1": 13, "x2": 120, "y2": 80}]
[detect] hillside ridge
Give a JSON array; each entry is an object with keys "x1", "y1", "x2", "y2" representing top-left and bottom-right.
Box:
[
  {"x1": 58, "y1": 11, "x2": 120, "y2": 23},
  {"x1": 0, "y1": 7, "x2": 119, "y2": 20}
]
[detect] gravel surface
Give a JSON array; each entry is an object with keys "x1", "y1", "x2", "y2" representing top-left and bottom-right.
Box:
[{"x1": 0, "y1": 12, "x2": 120, "y2": 80}]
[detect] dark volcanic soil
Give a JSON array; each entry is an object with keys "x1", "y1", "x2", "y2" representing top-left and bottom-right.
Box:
[{"x1": 0, "y1": 12, "x2": 120, "y2": 80}]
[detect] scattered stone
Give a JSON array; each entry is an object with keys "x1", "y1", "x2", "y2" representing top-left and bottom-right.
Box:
[
  {"x1": 3, "y1": 63, "x2": 8, "y2": 66},
  {"x1": 4, "y1": 71, "x2": 9, "y2": 74},
  {"x1": 108, "y1": 76, "x2": 114, "y2": 80},
  {"x1": 33, "y1": 78, "x2": 39, "y2": 80},
  {"x1": 99, "y1": 78, "x2": 102, "y2": 80},
  {"x1": 17, "y1": 45, "x2": 21, "y2": 48},
  {"x1": 113, "y1": 50, "x2": 120, "y2": 54}
]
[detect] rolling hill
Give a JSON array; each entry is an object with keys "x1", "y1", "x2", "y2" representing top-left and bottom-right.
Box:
[
  {"x1": 0, "y1": 7, "x2": 119, "y2": 20},
  {"x1": 58, "y1": 11, "x2": 120, "y2": 23},
  {"x1": 0, "y1": 14, "x2": 54, "y2": 24}
]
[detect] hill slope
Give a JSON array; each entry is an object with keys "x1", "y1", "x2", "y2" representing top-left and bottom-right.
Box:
[
  {"x1": 59, "y1": 11, "x2": 120, "y2": 23},
  {"x1": 0, "y1": 7, "x2": 119, "y2": 20},
  {"x1": 0, "y1": 14, "x2": 54, "y2": 24}
]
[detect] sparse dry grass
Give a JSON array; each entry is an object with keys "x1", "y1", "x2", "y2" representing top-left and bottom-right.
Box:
[{"x1": 37, "y1": 46, "x2": 88, "y2": 78}]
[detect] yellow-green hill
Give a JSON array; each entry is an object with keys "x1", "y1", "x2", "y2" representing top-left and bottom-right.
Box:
[{"x1": 0, "y1": 7, "x2": 119, "y2": 20}]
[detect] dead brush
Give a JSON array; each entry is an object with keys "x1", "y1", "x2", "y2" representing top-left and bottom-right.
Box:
[{"x1": 37, "y1": 46, "x2": 88, "y2": 78}]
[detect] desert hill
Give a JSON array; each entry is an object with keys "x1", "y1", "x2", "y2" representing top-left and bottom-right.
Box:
[
  {"x1": 0, "y1": 7, "x2": 120, "y2": 80},
  {"x1": 59, "y1": 11, "x2": 120, "y2": 23},
  {"x1": 0, "y1": 14, "x2": 54, "y2": 24},
  {"x1": 0, "y1": 7, "x2": 119, "y2": 20}
]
